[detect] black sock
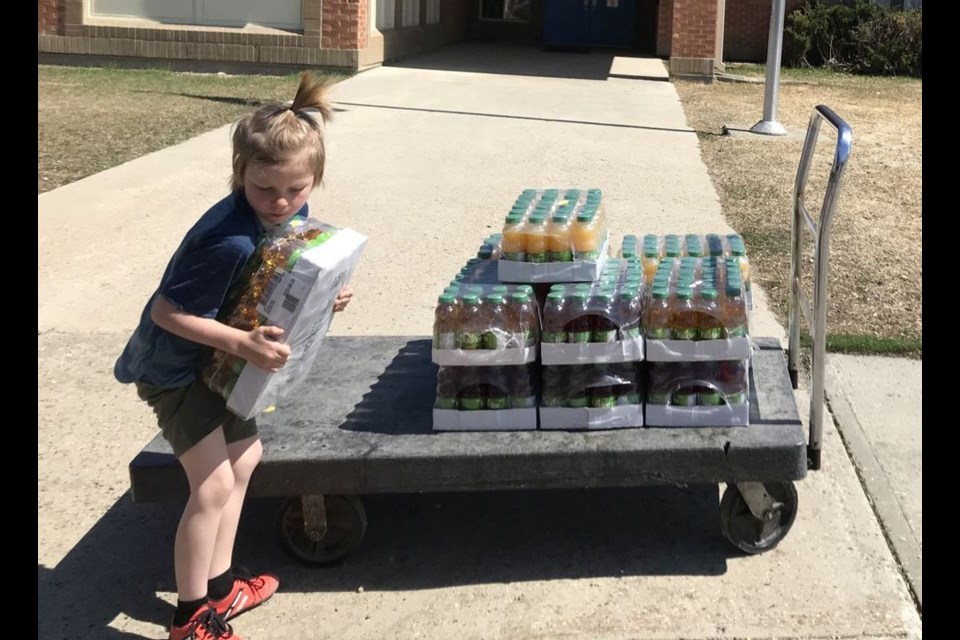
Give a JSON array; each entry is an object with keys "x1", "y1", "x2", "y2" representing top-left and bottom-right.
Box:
[
  {"x1": 208, "y1": 568, "x2": 235, "y2": 601},
  {"x1": 172, "y1": 597, "x2": 207, "y2": 627}
]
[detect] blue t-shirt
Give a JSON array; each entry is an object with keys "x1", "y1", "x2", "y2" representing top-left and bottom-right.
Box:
[{"x1": 114, "y1": 190, "x2": 308, "y2": 388}]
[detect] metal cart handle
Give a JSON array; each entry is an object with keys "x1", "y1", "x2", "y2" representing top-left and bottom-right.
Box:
[{"x1": 787, "y1": 105, "x2": 853, "y2": 471}]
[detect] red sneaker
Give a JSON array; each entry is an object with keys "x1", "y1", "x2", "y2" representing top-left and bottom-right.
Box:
[
  {"x1": 169, "y1": 604, "x2": 239, "y2": 640},
  {"x1": 210, "y1": 567, "x2": 280, "y2": 622}
]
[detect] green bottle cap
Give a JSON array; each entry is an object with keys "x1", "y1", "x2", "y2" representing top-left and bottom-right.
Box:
[
  {"x1": 700, "y1": 288, "x2": 717, "y2": 301},
  {"x1": 676, "y1": 287, "x2": 693, "y2": 300},
  {"x1": 652, "y1": 288, "x2": 669, "y2": 299},
  {"x1": 484, "y1": 294, "x2": 505, "y2": 304},
  {"x1": 462, "y1": 294, "x2": 480, "y2": 304},
  {"x1": 547, "y1": 291, "x2": 565, "y2": 302},
  {"x1": 439, "y1": 294, "x2": 456, "y2": 304}
]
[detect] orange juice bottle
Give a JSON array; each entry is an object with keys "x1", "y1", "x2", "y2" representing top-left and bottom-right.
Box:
[
  {"x1": 547, "y1": 212, "x2": 573, "y2": 262},
  {"x1": 501, "y1": 214, "x2": 526, "y2": 262},
  {"x1": 525, "y1": 214, "x2": 549, "y2": 263},
  {"x1": 572, "y1": 211, "x2": 601, "y2": 260}
]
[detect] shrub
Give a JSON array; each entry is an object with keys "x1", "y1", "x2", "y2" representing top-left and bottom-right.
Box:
[{"x1": 783, "y1": 0, "x2": 921, "y2": 77}]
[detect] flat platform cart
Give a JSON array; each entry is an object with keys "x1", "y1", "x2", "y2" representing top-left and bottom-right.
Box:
[{"x1": 128, "y1": 106, "x2": 852, "y2": 563}]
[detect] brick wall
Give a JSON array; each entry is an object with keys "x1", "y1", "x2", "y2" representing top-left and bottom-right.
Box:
[
  {"x1": 38, "y1": 0, "x2": 62, "y2": 35},
  {"x1": 657, "y1": 0, "x2": 674, "y2": 56},
  {"x1": 724, "y1": 0, "x2": 804, "y2": 61},
  {"x1": 672, "y1": 0, "x2": 720, "y2": 58},
  {"x1": 323, "y1": 0, "x2": 367, "y2": 50}
]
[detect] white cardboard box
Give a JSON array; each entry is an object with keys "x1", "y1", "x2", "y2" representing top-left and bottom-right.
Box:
[
  {"x1": 432, "y1": 346, "x2": 537, "y2": 367},
  {"x1": 539, "y1": 404, "x2": 644, "y2": 430},
  {"x1": 433, "y1": 408, "x2": 538, "y2": 431},
  {"x1": 645, "y1": 336, "x2": 751, "y2": 362},
  {"x1": 226, "y1": 228, "x2": 368, "y2": 419},
  {"x1": 644, "y1": 402, "x2": 749, "y2": 427},
  {"x1": 497, "y1": 236, "x2": 609, "y2": 283},
  {"x1": 540, "y1": 336, "x2": 644, "y2": 365}
]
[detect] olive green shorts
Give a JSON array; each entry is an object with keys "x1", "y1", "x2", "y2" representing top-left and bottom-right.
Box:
[{"x1": 136, "y1": 380, "x2": 258, "y2": 457}]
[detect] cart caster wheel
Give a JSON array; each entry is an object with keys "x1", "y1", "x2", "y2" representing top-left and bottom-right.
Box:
[
  {"x1": 720, "y1": 482, "x2": 798, "y2": 554},
  {"x1": 278, "y1": 495, "x2": 367, "y2": 566}
]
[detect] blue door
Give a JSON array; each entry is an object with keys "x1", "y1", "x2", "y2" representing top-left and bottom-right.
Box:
[
  {"x1": 543, "y1": 0, "x2": 591, "y2": 48},
  {"x1": 590, "y1": 0, "x2": 638, "y2": 47}
]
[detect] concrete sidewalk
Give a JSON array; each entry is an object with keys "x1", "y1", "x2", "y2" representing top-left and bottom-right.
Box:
[{"x1": 38, "y1": 43, "x2": 920, "y2": 639}]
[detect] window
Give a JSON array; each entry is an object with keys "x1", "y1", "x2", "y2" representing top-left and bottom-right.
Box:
[
  {"x1": 377, "y1": 0, "x2": 396, "y2": 30},
  {"x1": 401, "y1": 0, "x2": 419, "y2": 27},
  {"x1": 426, "y1": 0, "x2": 441, "y2": 25},
  {"x1": 479, "y1": 0, "x2": 530, "y2": 22},
  {"x1": 91, "y1": 0, "x2": 302, "y2": 29}
]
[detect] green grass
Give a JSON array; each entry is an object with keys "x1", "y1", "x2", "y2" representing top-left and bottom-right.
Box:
[
  {"x1": 800, "y1": 333, "x2": 922, "y2": 358},
  {"x1": 38, "y1": 65, "x2": 346, "y2": 193}
]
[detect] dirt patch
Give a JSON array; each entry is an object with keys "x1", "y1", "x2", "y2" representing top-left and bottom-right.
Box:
[{"x1": 674, "y1": 68, "x2": 921, "y2": 346}]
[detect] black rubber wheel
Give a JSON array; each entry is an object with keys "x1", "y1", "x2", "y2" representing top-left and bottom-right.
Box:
[
  {"x1": 278, "y1": 495, "x2": 367, "y2": 566},
  {"x1": 720, "y1": 482, "x2": 798, "y2": 554}
]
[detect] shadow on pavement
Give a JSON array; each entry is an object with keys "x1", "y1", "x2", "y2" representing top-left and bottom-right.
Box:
[{"x1": 40, "y1": 484, "x2": 730, "y2": 638}]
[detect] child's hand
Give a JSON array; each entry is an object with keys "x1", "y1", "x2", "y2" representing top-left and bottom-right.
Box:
[
  {"x1": 333, "y1": 286, "x2": 354, "y2": 313},
  {"x1": 240, "y1": 326, "x2": 291, "y2": 372}
]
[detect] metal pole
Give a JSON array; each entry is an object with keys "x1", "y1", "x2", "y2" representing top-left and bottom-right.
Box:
[{"x1": 750, "y1": 0, "x2": 788, "y2": 136}]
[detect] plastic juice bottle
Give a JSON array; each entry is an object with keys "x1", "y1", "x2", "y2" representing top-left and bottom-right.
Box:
[
  {"x1": 481, "y1": 294, "x2": 506, "y2": 350},
  {"x1": 615, "y1": 290, "x2": 642, "y2": 340},
  {"x1": 435, "y1": 367, "x2": 460, "y2": 410},
  {"x1": 671, "y1": 287, "x2": 697, "y2": 340},
  {"x1": 707, "y1": 233, "x2": 724, "y2": 257},
  {"x1": 456, "y1": 294, "x2": 484, "y2": 350},
  {"x1": 567, "y1": 292, "x2": 592, "y2": 343},
  {"x1": 698, "y1": 288, "x2": 723, "y2": 341},
  {"x1": 722, "y1": 282, "x2": 748, "y2": 337},
  {"x1": 719, "y1": 360, "x2": 748, "y2": 404},
  {"x1": 548, "y1": 213, "x2": 573, "y2": 262},
  {"x1": 509, "y1": 365, "x2": 537, "y2": 409},
  {"x1": 645, "y1": 287, "x2": 672, "y2": 340},
  {"x1": 510, "y1": 291, "x2": 538, "y2": 347},
  {"x1": 697, "y1": 362, "x2": 724, "y2": 406},
  {"x1": 646, "y1": 363, "x2": 670, "y2": 405},
  {"x1": 459, "y1": 367, "x2": 484, "y2": 410},
  {"x1": 541, "y1": 366, "x2": 563, "y2": 407},
  {"x1": 590, "y1": 365, "x2": 617, "y2": 408},
  {"x1": 572, "y1": 212, "x2": 601, "y2": 260},
  {"x1": 664, "y1": 237, "x2": 681, "y2": 259},
  {"x1": 590, "y1": 293, "x2": 618, "y2": 343},
  {"x1": 686, "y1": 234, "x2": 703, "y2": 258},
  {"x1": 566, "y1": 365, "x2": 590, "y2": 408},
  {"x1": 484, "y1": 366, "x2": 509, "y2": 410},
  {"x1": 730, "y1": 239, "x2": 751, "y2": 290},
  {"x1": 501, "y1": 214, "x2": 526, "y2": 262},
  {"x1": 671, "y1": 363, "x2": 699, "y2": 406},
  {"x1": 642, "y1": 245, "x2": 660, "y2": 283},
  {"x1": 433, "y1": 294, "x2": 460, "y2": 350},
  {"x1": 524, "y1": 214, "x2": 549, "y2": 263},
  {"x1": 542, "y1": 291, "x2": 567, "y2": 343}
]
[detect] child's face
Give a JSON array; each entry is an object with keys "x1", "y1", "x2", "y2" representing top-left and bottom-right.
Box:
[{"x1": 243, "y1": 151, "x2": 316, "y2": 228}]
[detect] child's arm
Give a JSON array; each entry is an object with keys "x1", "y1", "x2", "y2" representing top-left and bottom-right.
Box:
[{"x1": 151, "y1": 296, "x2": 291, "y2": 373}]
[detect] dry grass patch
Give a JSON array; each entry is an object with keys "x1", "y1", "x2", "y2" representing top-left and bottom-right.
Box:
[{"x1": 674, "y1": 66, "x2": 921, "y2": 351}]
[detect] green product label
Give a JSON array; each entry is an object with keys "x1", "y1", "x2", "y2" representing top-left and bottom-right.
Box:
[
  {"x1": 620, "y1": 327, "x2": 641, "y2": 339},
  {"x1": 672, "y1": 390, "x2": 698, "y2": 406},
  {"x1": 569, "y1": 331, "x2": 592, "y2": 344},
  {"x1": 591, "y1": 395, "x2": 617, "y2": 409},
  {"x1": 574, "y1": 250, "x2": 600, "y2": 261},
  {"x1": 699, "y1": 327, "x2": 723, "y2": 341},
  {"x1": 550, "y1": 250, "x2": 574, "y2": 262},
  {"x1": 674, "y1": 328, "x2": 698, "y2": 341},
  {"x1": 542, "y1": 331, "x2": 566, "y2": 344},
  {"x1": 618, "y1": 393, "x2": 641, "y2": 406},
  {"x1": 460, "y1": 397, "x2": 483, "y2": 411},
  {"x1": 725, "y1": 326, "x2": 746, "y2": 338},
  {"x1": 646, "y1": 391, "x2": 670, "y2": 405},
  {"x1": 481, "y1": 332, "x2": 501, "y2": 350},
  {"x1": 526, "y1": 252, "x2": 549, "y2": 264},
  {"x1": 591, "y1": 330, "x2": 618, "y2": 344},
  {"x1": 502, "y1": 252, "x2": 525, "y2": 262},
  {"x1": 646, "y1": 328, "x2": 671, "y2": 340},
  {"x1": 726, "y1": 391, "x2": 748, "y2": 405},
  {"x1": 541, "y1": 395, "x2": 563, "y2": 408},
  {"x1": 485, "y1": 396, "x2": 509, "y2": 410},
  {"x1": 435, "y1": 397, "x2": 458, "y2": 410},
  {"x1": 457, "y1": 332, "x2": 481, "y2": 350},
  {"x1": 699, "y1": 391, "x2": 724, "y2": 406},
  {"x1": 567, "y1": 395, "x2": 590, "y2": 408},
  {"x1": 510, "y1": 395, "x2": 537, "y2": 409}
]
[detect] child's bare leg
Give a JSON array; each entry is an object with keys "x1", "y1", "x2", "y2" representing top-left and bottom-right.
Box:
[
  {"x1": 174, "y1": 427, "x2": 235, "y2": 601},
  {"x1": 209, "y1": 435, "x2": 263, "y2": 577}
]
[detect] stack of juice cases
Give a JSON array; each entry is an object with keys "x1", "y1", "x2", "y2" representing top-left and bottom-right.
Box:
[
  {"x1": 640, "y1": 241, "x2": 751, "y2": 427},
  {"x1": 432, "y1": 258, "x2": 540, "y2": 431},
  {"x1": 621, "y1": 233, "x2": 752, "y2": 307},
  {"x1": 477, "y1": 233, "x2": 502, "y2": 260},
  {"x1": 539, "y1": 258, "x2": 646, "y2": 429},
  {"x1": 498, "y1": 188, "x2": 609, "y2": 283}
]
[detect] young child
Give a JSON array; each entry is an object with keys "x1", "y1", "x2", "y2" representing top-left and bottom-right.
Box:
[{"x1": 115, "y1": 73, "x2": 352, "y2": 640}]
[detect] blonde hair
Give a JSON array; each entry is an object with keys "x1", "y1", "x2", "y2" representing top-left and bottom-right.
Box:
[{"x1": 231, "y1": 72, "x2": 335, "y2": 191}]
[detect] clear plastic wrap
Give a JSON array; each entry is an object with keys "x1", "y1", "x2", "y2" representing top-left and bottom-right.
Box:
[
  {"x1": 433, "y1": 364, "x2": 538, "y2": 431},
  {"x1": 645, "y1": 360, "x2": 750, "y2": 427},
  {"x1": 203, "y1": 218, "x2": 367, "y2": 418},
  {"x1": 539, "y1": 362, "x2": 644, "y2": 429}
]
